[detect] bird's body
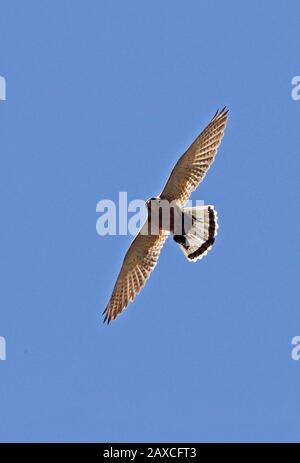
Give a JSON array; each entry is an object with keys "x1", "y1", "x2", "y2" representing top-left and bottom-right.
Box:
[
  {"x1": 103, "y1": 108, "x2": 228, "y2": 323},
  {"x1": 144, "y1": 198, "x2": 186, "y2": 235}
]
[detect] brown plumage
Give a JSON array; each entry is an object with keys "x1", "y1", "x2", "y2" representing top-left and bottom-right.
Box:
[
  {"x1": 103, "y1": 108, "x2": 229, "y2": 323},
  {"x1": 160, "y1": 107, "x2": 228, "y2": 205}
]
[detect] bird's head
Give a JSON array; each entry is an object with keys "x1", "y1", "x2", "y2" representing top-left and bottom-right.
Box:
[{"x1": 145, "y1": 197, "x2": 161, "y2": 210}]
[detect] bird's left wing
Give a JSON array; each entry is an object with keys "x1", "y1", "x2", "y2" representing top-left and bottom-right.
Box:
[
  {"x1": 160, "y1": 107, "x2": 229, "y2": 206},
  {"x1": 103, "y1": 223, "x2": 168, "y2": 323}
]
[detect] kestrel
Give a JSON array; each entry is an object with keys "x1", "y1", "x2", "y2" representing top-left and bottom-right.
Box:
[{"x1": 103, "y1": 107, "x2": 229, "y2": 323}]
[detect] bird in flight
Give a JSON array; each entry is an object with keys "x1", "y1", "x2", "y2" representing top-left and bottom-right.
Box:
[{"x1": 103, "y1": 107, "x2": 229, "y2": 323}]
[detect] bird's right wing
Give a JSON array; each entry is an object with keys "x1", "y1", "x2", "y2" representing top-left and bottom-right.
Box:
[
  {"x1": 103, "y1": 223, "x2": 168, "y2": 323},
  {"x1": 160, "y1": 107, "x2": 228, "y2": 206}
]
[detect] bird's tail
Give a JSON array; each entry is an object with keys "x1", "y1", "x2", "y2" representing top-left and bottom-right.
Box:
[{"x1": 173, "y1": 205, "x2": 218, "y2": 262}]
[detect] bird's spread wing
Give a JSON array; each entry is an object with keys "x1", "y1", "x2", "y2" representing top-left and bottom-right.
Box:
[
  {"x1": 103, "y1": 223, "x2": 168, "y2": 323},
  {"x1": 160, "y1": 107, "x2": 229, "y2": 206}
]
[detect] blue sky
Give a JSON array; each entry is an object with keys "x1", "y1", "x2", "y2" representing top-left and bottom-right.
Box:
[{"x1": 0, "y1": 0, "x2": 300, "y2": 443}]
